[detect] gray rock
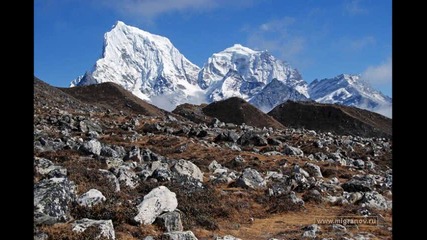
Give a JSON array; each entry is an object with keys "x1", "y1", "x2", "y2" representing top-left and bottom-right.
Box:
[
  {"x1": 288, "y1": 191, "x2": 305, "y2": 206},
  {"x1": 72, "y1": 218, "x2": 115, "y2": 240},
  {"x1": 141, "y1": 148, "x2": 163, "y2": 161},
  {"x1": 101, "y1": 146, "x2": 120, "y2": 158},
  {"x1": 34, "y1": 157, "x2": 67, "y2": 178},
  {"x1": 155, "y1": 210, "x2": 183, "y2": 232},
  {"x1": 344, "y1": 191, "x2": 364, "y2": 204},
  {"x1": 331, "y1": 224, "x2": 347, "y2": 233},
  {"x1": 80, "y1": 139, "x2": 102, "y2": 155},
  {"x1": 105, "y1": 158, "x2": 124, "y2": 169},
  {"x1": 34, "y1": 177, "x2": 76, "y2": 225},
  {"x1": 161, "y1": 231, "x2": 198, "y2": 240},
  {"x1": 342, "y1": 179, "x2": 372, "y2": 192},
  {"x1": 293, "y1": 164, "x2": 310, "y2": 178},
  {"x1": 115, "y1": 166, "x2": 139, "y2": 189},
  {"x1": 208, "y1": 160, "x2": 223, "y2": 172},
  {"x1": 139, "y1": 161, "x2": 171, "y2": 181},
  {"x1": 353, "y1": 159, "x2": 365, "y2": 169},
  {"x1": 34, "y1": 232, "x2": 48, "y2": 240},
  {"x1": 99, "y1": 169, "x2": 120, "y2": 192},
  {"x1": 235, "y1": 168, "x2": 266, "y2": 189},
  {"x1": 353, "y1": 232, "x2": 377, "y2": 240},
  {"x1": 302, "y1": 224, "x2": 319, "y2": 238},
  {"x1": 171, "y1": 159, "x2": 203, "y2": 182},
  {"x1": 361, "y1": 191, "x2": 390, "y2": 210},
  {"x1": 77, "y1": 189, "x2": 106, "y2": 207},
  {"x1": 214, "y1": 131, "x2": 240, "y2": 143},
  {"x1": 304, "y1": 163, "x2": 323, "y2": 178},
  {"x1": 125, "y1": 146, "x2": 142, "y2": 162},
  {"x1": 283, "y1": 144, "x2": 304, "y2": 156},
  {"x1": 313, "y1": 152, "x2": 328, "y2": 161},
  {"x1": 214, "y1": 235, "x2": 242, "y2": 240},
  {"x1": 134, "y1": 186, "x2": 178, "y2": 225},
  {"x1": 237, "y1": 131, "x2": 268, "y2": 146},
  {"x1": 79, "y1": 120, "x2": 103, "y2": 133}
]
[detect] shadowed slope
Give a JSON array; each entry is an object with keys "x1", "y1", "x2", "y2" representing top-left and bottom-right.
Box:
[
  {"x1": 268, "y1": 101, "x2": 391, "y2": 138},
  {"x1": 202, "y1": 97, "x2": 284, "y2": 129}
]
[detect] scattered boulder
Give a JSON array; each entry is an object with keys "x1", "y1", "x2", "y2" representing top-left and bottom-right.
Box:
[
  {"x1": 302, "y1": 224, "x2": 320, "y2": 239},
  {"x1": 34, "y1": 177, "x2": 76, "y2": 225},
  {"x1": 155, "y1": 210, "x2": 184, "y2": 232},
  {"x1": 72, "y1": 218, "x2": 115, "y2": 240},
  {"x1": 171, "y1": 159, "x2": 203, "y2": 182},
  {"x1": 80, "y1": 139, "x2": 102, "y2": 155},
  {"x1": 342, "y1": 179, "x2": 372, "y2": 192},
  {"x1": 134, "y1": 186, "x2": 178, "y2": 225},
  {"x1": 283, "y1": 144, "x2": 304, "y2": 156},
  {"x1": 115, "y1": 166, "x2": 139, "y2": 189},
  {"x1": 125, "y1": 146, "x2": 142, "y2": 162},
  {"x1": 161, "y1": 231, "x2": 198, "y2": 240},
  {"x1": 214, "y1": 131, "x2": 240, "y2": 143},
  {"x1": 235, "y1": 168, "x2": 266, "y2": 189},
  {"x1": 34, "y1": 157, "x2": 67, "y2": 178},
  {"x1": 79, "y1": 120, "x2": 103, "y2": 133},
  {"x1": 214, "y1": 236, "x2": 242, "y2": 240},
  {"x1": 360, "y1": 191, "x2": 390, "y2": 210},
  {"x1": 237, "y1": 131, "x2": 268, "y2": 146},
  {"x1": 304, "y1": 163, "x2": 323, "y2": 178},
  {"x1": 77, "y1": 189, "x2": 106, "y2": 207},
  {"x1": 99, "y1": 169, "x2": 121, "y2": 192}
]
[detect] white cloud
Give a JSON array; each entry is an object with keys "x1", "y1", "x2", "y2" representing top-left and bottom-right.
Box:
[
  {"x1": 361, "y1": 58, "x2": 392, "y2": 86},
  {"x1": 99, "y1": 0, "x2": 253, "y2": 20},
  {"x1": 344, "y1": 0, "x2": 368, "y2": 15},
  {"x1": 245, "y1": 17, "x2": 306, "y2": 65},
  {"x1": 350, "y1": 36, "x2": 375, "y2": 50}
]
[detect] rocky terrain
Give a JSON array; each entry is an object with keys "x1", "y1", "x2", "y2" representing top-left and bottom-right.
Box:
[{"x1": 34, "y1": 76, "x2": 392, "y2": 240}]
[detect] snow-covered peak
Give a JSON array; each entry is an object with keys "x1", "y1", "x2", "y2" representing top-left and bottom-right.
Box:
[
  {"x1": 222, "y1": 44, "x2": 258, "y2": 55},
  {"x1": 198, "y1": 44, "x2": 308, "y2": 98},
  {"x1": 71, "y1": 21, "x2": 202, "y2": 110},
  {"x1": 308, "y1": 73, "x2": 392, "y2": 117}
]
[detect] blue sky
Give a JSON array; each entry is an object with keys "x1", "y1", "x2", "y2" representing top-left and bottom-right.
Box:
[{"x1": 34, "y1": 0, "x2": 392, "y2": 97}]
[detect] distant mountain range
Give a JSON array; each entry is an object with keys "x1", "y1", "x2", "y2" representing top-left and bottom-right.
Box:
[{"x1": 71, "y1": 21, "x2": 392, "y2": 118}]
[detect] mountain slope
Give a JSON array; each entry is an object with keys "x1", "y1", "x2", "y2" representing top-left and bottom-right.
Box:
[
  {"x1": 268, "y1": 100, "x2": 392, "y2": 138},
  {"x1": 70, "y1": 21, "x2": 204, "y2": 111},
  {"x1": 202, "y1": 97, "x2": 284, "y2": 129},
  {"x1": 308, "y1": 74, "x2": 392, "y2": 117},
  {"x1": 61, "y1": 82, "x2": 168, "y2": 117}
]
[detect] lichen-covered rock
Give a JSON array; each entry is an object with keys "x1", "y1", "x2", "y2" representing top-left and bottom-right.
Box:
[
  {"x1": 155, "y1": 210, "x2": 183, "y2": 232},
  {"x1": 134, "y1": 186, "x2": 178, "y2": 225},
  {"x1": 72, "y1": 218, "x2": 115, "y2": 240},
  {"x1": 77, "y1": 189, "x2": 106, "y2": 207},
  {"x1": 34, "y1": 157, "x2": 67, "y2": 178},
  {"x1": 235, "y1": 168, "x2": 266, "y2": 189},
  {"x1": 283, "y1": 144, "x2": 304, "y2": 156},
  {"x1": 161, "y1": 231, "x2": 198, "y2": 240},
  {"x1": 115, "y1": 166, "x2": 139, "y2": 189},
  {"x1": 304, "y1": 162, "x2": 323, "y2": 178},
  {"x1": 80, "y1": 139, "x2": 102, "y2": 155},
  {"x1": 98, "y1": 169, "x2": 120, "y2": 192},
  {"x1": 361, "y1": 191, "x2": 390, "y2": 210},
  {"x1": 171, "y1": 159, "x2": 203, "y2": 182},
  {"x1": 34, "y1": 177, "x2": 76, "y2": 225}
]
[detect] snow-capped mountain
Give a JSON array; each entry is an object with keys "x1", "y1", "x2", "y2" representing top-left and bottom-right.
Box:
[
  {"x1": 308, "y1": 74, "x2": 392, "y2": 117},
  {"x1": 70, "y1": 21, "x2": 204, "y2": 110},
  {"x1": 249, "y1": 79, "x2": 310, "y2": 112},
  {"x1": 199, "y1": 44, "x2": 309, "y2": 103},
  {"x1": 70, "y1": 21, "x2": 391, "y2": 117}
]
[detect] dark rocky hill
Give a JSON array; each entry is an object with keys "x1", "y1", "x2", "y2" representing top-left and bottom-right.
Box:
[
  {"x1": 61, "y1": 82, "x2": 168, "y2": 117},
  {"x1": 268, "y1": 100, "x2": 392, "y2": 138},
  {"x1": 202, "y1": 97, "x2": 284, "y2": 129}
]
